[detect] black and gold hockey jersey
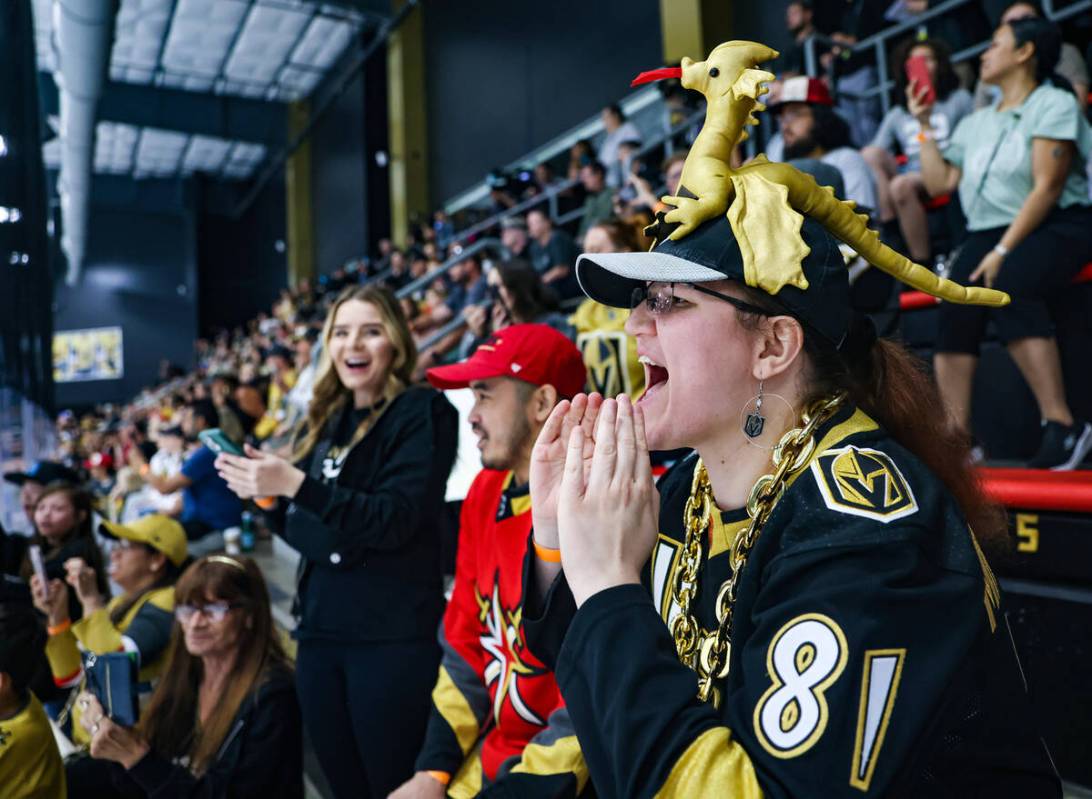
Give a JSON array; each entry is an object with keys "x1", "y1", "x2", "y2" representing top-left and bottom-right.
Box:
[{"x1": 525, "y1": 404, "x2": 1060, "y2": 798}]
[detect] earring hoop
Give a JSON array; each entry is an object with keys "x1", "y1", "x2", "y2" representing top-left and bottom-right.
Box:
[{"x1": 739, "y1": 387, "x2": 795, "y2": 451}]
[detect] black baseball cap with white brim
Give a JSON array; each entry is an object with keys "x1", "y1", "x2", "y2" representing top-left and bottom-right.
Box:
[{"x1": 576, "y1": 214, "x2": 852, "y2": 346}]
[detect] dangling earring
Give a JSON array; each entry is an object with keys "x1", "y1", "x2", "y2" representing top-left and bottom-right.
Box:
[
  {"x1": 740, "y1": 382, "x2": 795, "y2": 451},
  {"x1": 744, "y1": 381, "x2": 766, "y2": 438}
]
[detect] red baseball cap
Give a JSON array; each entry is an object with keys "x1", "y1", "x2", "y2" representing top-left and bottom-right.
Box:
[
  {"x1": 772, "y1": 75, "x2": 835, "y2": 107},
  {"x1": 426, "y1": 323, "x2": 587, "y2": 399}
]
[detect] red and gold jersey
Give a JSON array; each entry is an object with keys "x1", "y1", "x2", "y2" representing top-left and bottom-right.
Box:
[{"x1": 416, "y1": 468, "x2": 587, "y2": 798}]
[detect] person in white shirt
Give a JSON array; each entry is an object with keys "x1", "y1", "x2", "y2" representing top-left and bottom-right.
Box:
[{"x1": 597, "y1": 103, "x2": 642, "y2": 189}]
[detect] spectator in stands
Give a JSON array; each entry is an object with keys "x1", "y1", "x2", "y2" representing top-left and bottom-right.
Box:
[
  {"x1": 527, "y1": 208, "x2": 580, "y2": 299},
  {"x1": 772, "y1": 76, "x2": 880, "y2": 213},
  {"x1": 215, "y1": 285, "x2": 457, "y2": 799},
  {"x1": 2, "y1": 461, "x2": 80, "y2": 535},
  {"x1": 71, "y1": 555, "x2": 301, "y2": 798},
  {"x1": 774, "y1": 0, "x2": 825, "y2": 77},
  {"x1": 571, "y1": 219, "x2": 647, "y2": 402},
  {"x1": 387, "y1": 249, "x2": 411, "y2": 291},
  {"x1": 411, "y1": 253, "x2": 489, "y2": 345},
  {"x1": 576, "y1": 161, "x2": 615, "y2": 242},
  {"x1": 918, "y1": 17, "x2": 1092, "y2": 468},
  {"x1": 143, "y1": 400, "x2": 242, "y2": 555},
  {"x1": 390, "y1": 325, "x2": 589, "y2": 799},
  {"x1": 501, "y1": 216, "x2": 531, "y2": 259},
  {"x1": 0, "y1": 581, "x2": 65, "y2": 799},
  {"x1": 461, "y1": 261, "x2": 576, "y2": 359},
  {"x1": 13, "y1": 484, "x2": 108, "y2": 623},
  {"x1": 253, "y1": 345, "x2": 298, "y2": 442},
  {"x1": 33, "y1": 515, "x2": 186, "y2": 755},
  {"x1": 598, "y1": 104, "x2": 642, "y2": 188},
  {"x1": 567, "y1": 139, "x2": 595, "y2": 183},
  {"x1": 863, "y1": 37, "x2": 974, "y2": 263},
  {"x1": 976, "y1": 1, "x2": 1089, "y2": 110}
]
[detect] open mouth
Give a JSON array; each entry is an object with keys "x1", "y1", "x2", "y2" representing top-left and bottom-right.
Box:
[
  {"x1": 342, "y1": 357, "x2": 370, "y2": 374},
  {"x1": 638, "y1": 355, "x2": 669, "y2": 403}
]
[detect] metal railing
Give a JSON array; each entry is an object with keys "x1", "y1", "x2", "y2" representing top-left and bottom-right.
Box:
[
  {"x1": 802, "y1": 0, "x2": 1092, "y2": 116},
  {"x1": 442, "y1": 84, "x2": 666, "y2": 215},
  {"x1": 438, "y1": 107, "x2": 706, "y2": 252},
  {"x1": 393, "y1": 237, "x2": 509, "y2": 301}
]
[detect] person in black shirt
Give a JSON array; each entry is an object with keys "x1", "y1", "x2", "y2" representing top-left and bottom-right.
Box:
[
  {"x1": 521, "y1": 41, "x2": 1059, "y2": 797},
  {"x1": 528, "y1": 209, "x2": 581, "y2": 300},
  {"x1": 216, "y1": 285, "x2": 458, "y2": 799}
]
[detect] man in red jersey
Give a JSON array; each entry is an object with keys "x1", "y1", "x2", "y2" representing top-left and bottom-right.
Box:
[{"x1": 390, "y1": 324, "x2": 589, "y2": 799}]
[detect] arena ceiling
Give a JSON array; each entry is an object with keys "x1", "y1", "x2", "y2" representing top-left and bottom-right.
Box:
[{"x1": 33, "y1": 0, "x2": 384, "y2": 181}]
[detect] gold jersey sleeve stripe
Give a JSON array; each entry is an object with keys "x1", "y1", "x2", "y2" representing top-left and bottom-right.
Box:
[
  {"x1": 653, "y1": 727, "x2": 764, "y2": 798},
  {"x1": 432, "y1": 665, "x2": 483, "y2": 756}
]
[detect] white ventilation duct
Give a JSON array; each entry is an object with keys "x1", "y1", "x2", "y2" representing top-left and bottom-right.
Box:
[{"x1": 53, "y1": 0, "x2": 115, "y2": 285}]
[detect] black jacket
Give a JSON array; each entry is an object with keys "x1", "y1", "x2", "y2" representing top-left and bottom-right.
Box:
[
  {"x1": 126, "y1": 667, "x2": 302, "y2": 798},
  {"x1": 275, "y1": 386, "x2": 458, "y2": 642}
]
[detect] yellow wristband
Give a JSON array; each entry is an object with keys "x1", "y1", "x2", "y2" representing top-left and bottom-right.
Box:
[
  {"x1": 425, "y1": 770, "x2": 451, "y2": 786},
  {"x1": 47, "y1": 619, "x2": 72, "y2": 636},
  {"x1": 533, "y1": 539, "x2": 562, "y2": 563}
]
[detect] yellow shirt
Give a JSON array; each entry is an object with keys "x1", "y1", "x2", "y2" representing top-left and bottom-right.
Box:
[
  {"x1": 570, "y1": 301, "x2": 645, "y2": 401},
  {"x1": 0, "y1": 693, "x2": 66, "y2": 799}
]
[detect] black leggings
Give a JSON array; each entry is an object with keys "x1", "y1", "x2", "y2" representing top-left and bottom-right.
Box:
[
  {"x1": 937, "y1": 205, "x2": 1092, "y2": 354},
  {"x1": 295, "y1": 636, "x2": 440, "y2": 799}
]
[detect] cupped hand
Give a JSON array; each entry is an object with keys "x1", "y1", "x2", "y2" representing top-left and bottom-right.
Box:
[
  {"x1": 556, "y1": 395, "x2": 659, "y2": 607},
  {"x1": 215, "y1": 444, "x2": 305, "y2": 500},
  {"x1": 529, "y1": 393, "x2": 603, "y2": 549}
]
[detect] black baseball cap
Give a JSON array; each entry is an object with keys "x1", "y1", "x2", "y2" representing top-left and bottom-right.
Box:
[
  {"x1": 576, "y1": 214, "x2": 852, "y2": 346},
  {"x1": 3, "y1": 460, "x2": 81, "y2": 487}
]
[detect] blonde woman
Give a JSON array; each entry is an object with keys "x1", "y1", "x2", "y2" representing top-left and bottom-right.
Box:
[{"x1": 216, "y1": 285, "x2": 458, "y2": 799}]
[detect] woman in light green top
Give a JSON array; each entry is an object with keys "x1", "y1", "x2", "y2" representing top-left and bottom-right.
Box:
[{"x1": 916, "y1": 17, "x2": 1092, "y2": 470}]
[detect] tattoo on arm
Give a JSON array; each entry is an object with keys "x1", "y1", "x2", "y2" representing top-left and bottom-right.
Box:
[{"x1": 1052, "y1": 145, "x2": 1065, "y2": 159}]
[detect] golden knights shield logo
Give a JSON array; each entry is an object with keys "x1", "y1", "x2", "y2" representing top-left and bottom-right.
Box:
[{"x1": 810, "y1": 446, "x2": 917, "y2": 522}]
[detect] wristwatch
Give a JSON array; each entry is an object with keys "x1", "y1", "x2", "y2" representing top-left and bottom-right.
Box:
[{"x1": 993, "y1": 243, "x2": 1010, "y2": 257}]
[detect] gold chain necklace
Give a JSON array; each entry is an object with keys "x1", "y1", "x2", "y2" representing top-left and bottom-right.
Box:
[{"x1": 669, "y1": 393, "x2": 846, "y2": 707}]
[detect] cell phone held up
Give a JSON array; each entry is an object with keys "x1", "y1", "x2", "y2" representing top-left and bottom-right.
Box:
[
  {"x1": 905, "y1": 54, "x2": 936, "y2": 107},
  {"x1": 198, "y1": 428, "x2": 244, "y2": 457}
]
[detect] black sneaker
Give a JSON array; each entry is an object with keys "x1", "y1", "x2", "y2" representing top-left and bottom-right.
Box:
[{"x1": 1028, "y1": 420, "x2": 1092, "y2": 470}]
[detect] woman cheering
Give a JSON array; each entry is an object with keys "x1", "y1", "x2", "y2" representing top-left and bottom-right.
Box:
[
  {"x1": 216, "y1": 285, "x2": 458, "y2": 798},
  {"x1": 523, "y1": 40, "x2": 1060, "y2": 795}
]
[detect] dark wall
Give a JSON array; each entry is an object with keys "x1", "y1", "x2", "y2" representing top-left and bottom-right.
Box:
[
  {"x1": 423, "y1": 0, "x2": 662, "y2": 203},
  {"x1": 52, "y1": 186, "x2": 198, "y2": 408},
  {"x1": 197, "y1": 176, "x2": 287, "y2": 335},
  {"x1": 312, "y1": 70, "x2": 369, "y2": 275}
]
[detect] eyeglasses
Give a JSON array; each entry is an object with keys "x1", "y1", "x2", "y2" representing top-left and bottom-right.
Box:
[
  {"x1": 630, "y1": 282, "x2": 775, "y2": 317},
  {"x1": 175, "y1": 601, "x2": 241, "y2": 624}
]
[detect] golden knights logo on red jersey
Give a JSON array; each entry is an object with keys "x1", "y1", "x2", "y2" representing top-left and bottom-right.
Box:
[
  {"x1": 810, "y1": 446, "x2": 918, "y2": 523},
  {"x1": 475, "y1": 574, "x2": 547, "y2": 726}
]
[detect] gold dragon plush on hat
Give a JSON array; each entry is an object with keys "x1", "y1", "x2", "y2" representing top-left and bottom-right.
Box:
[{"x1": 631, "y1": 41, "x2": 1009, "y2": 307}]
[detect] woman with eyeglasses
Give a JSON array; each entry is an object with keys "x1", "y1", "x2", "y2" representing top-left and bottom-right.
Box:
[
  {"x1": 520, "y1": 54, "x2": 1060, "y2": 792},
  {"x1": 32, "y1": 514, "x2": 187, "y2": 743},
  {"x1": 68, "y1": 555, "x2": 301, "y2": 799}
]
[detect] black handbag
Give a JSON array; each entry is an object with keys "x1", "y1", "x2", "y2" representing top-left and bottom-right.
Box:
[{"x1": 84, "y1": 651, "x2": 139, "y2": 727}]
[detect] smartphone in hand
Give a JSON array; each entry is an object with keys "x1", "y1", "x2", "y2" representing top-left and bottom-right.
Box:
[
  {"x1": 29, "y1": 544, "x2": 48, "y2": 590},
  {"x1": 905, "y1": 54, "x2": 936, "y2": 106},
  {"x1": 198, "y1": 428, "x2": 244, "y2": 457}
]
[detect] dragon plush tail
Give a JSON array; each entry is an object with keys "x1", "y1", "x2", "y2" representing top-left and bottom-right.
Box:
[{"x1": 741, "y1": 158, "x2": 1010, "y2": 307}]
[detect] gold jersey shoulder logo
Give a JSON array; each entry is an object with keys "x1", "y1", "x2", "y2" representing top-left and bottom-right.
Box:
[{"x1": 810, "y1": 445, "x2": 918, "y2": 523}]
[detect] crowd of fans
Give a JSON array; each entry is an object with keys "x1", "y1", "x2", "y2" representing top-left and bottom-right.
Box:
[{"x1": 2, "y1": 1, "x2": 1092, "y2": 796}]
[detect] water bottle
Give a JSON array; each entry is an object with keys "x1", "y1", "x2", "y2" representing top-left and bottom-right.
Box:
[{"x1": 240, "y1": 510, "x2": 255, "y2": 552}]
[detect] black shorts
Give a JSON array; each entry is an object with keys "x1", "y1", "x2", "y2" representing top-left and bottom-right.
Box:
[{"x1": 936, "y1": 205, "x2": 1092, "y2": 355}]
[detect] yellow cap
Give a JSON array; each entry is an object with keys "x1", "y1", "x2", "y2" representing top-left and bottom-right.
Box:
[{"x1": 100, "y1": 515, "x2": 188, "y2": 567}]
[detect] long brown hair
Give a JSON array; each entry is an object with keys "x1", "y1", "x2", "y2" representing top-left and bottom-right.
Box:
[
  {"x1": 292, "y1": 284, "x2": 416, "y2": 460},
  {"x1": 20, "y1": 483, "x2": 107, "y2": 592},
  {"x1": 137, "y1": 556, "x2": 290, "y2": 775},
  {"x1": 735, "y1": 290, "x2": 1007, "y2": 553}
]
